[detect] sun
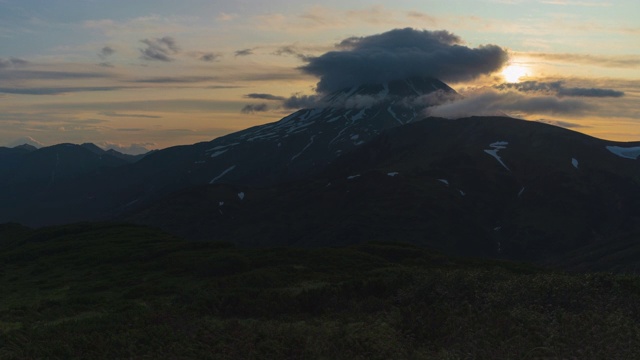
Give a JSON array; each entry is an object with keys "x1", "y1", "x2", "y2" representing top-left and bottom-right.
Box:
[{"x1": 502, "y1": 64, "x2": 529, "y2": 83}]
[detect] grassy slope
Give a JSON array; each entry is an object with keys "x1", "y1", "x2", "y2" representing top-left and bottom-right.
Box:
[{"x1": 2, "y1": 223, "x2": 640, "y2": 359}]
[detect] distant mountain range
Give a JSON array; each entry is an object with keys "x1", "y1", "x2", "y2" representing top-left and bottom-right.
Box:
[
  {"x1": 3, "y1": 77, "x2": 640, "y2": 272},
  {"x1": 0, "y1": 143, "x2": 147, "y2": 224}
]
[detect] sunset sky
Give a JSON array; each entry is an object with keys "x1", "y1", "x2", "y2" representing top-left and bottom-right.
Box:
[{"x1": 1, "y1": 0, "x2": 638, "y2": 154}]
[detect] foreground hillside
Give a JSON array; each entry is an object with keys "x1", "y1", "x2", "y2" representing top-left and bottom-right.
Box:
[{"x1": 2, "y1": 223, "x2": 640, "y2": 359}]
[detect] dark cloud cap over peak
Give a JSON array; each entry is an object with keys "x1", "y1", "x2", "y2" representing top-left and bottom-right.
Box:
[{"x1": 300, "y1": 28, "x2": 509, "y2": 93}]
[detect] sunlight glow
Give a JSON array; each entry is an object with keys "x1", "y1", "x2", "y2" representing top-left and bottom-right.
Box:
[{"x1": 502, "y1": 64, "x2": 529, "y2": 83}]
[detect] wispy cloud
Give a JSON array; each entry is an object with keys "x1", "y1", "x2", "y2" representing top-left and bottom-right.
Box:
[
  {"x1": 0, "y1": 86, "x2": 126, "y2": 95},
  {"x1": 244, "y1": 93, "x2": 286, "y2": 101},
  {"x1": 99, "y1": 142, "x2": 155, "y2": 155},
  {"x1": 198, "y1": 52, "x2": 221, "y2": 62},
  {"x1": 539, "y1": 0, "x2": 612, "y2": 7},
  {"x1": 98, "y1": 46, "x2": 115, "y2": 59},
  {"x1": 273, "y1": 46, "x2": 309, "y2": 61},
  {"x1": 130, "y1": 76, "x2": 219, "y2": 83},
  {"x1": 0, "y1": 57, "x2": 29, "y2": 68},
  {"x1": 536, "y1": 119, "x2": 589, "y2": 128},
  {"x1": 240, "y1": 103, "x2": 269, "y2": 113},
  {"x1": 32, "y1": 99, "x2": 246, "y2": 113},
  {"x1": 282, "y1": 94, "x2": 321, "y2": 109},
  {"x1": 140, "y1": 36, "x2": 180, "y2": 62},
  {"x1": 521, "y1": 52, "x2": 640, "y2": 68},
  {"x1": 495, "y1": 81, "x2": 625, "y2": 97},
  {"x1": 234, "y1": 48, "x2": 254, "y2": 57},
  {"x1": 426, "y1": 89, "x2": 593, "y2": 118},
  {"x1": 99, "y1": 112, "x2": 162, "y2": 119},
  {"x1": 255, "y1": 5, "x2": 425, "y2": 32},
  {"x1": 0, "y1": 70, "x2": 114, "y2": 81},
  {"x1": 216, "y1": 12, "x2": 237, "y2": 22}
]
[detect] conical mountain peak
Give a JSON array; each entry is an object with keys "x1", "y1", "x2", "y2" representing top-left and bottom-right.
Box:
[{"x1": 322, "y1": 77, "x2": 458, "y2": 109}]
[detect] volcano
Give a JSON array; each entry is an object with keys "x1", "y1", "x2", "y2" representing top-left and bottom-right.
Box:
[{"x1": 0, "y1": 77, "x2": 458, "y2": 225}]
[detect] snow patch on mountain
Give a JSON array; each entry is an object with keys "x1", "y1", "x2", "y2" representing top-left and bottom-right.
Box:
[
  {"x1": 380, "y1": 82, "x2": 389, "y2": 98},
  {"x1": 606, "y1": 145, "x2": 640, "y2": 160},
  {"x1": 347, "y1": 174, "x2": 361, "y2": 180},
  {"x1": 350, "y1": 109, "x2": 366, "y2": 121},
  {"x1": 207, "y1": 143, "x2": 239, "y2": 152},
  {"x1": 210, "y1": 149, "x2": 228, "y2": 158},
  {"x1": 387, "y1": 172, "x2": 399, "y2": 177},
  {"x1": 210, "y1": 165, "x2": 236, "y2": 184},
  {"x1": 287, "y1": 120, "x2": 315, "y2": 134},
  {"x1": 247, "y1": 132, "x2": 278, "y2": 141},
  {"x1": 238, "y1": 192, "x2": 245, "y2": 200},
  {"x1": 387, "y1": 106, "x2": 404, "y2": 125},
  {"x1": 572, "y1": 158, "x2": 579, "y2": 169},
  {"x1": 291, "y1": 135, "x2": 316, "y2": 161},
  {"x1": 438, "y1": 179, "x2": 449, "y2": 186},
  {"x1": 484, "y1": 141, "x2": 510, "y2": 171}
]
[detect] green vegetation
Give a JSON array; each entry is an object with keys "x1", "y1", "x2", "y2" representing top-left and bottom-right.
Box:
[{"x1": 2, "y1": 223, "x2": 640, "y2": 359}]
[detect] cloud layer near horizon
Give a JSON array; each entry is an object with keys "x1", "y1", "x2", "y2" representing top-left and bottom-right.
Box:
[
  {"x1": 299, "y1": 28, "x2": 509, "y2": 93},
  {"x1": 495, "y1": 81, "x2": 625, "y2": 98},
  {"x1": 426, "y1": 89, "x2": 594, "y2": 119}
]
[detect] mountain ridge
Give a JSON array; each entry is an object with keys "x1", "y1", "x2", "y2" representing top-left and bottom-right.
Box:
[{"x1": 127, "y1": 116, "x2": 640, "y2": 272}]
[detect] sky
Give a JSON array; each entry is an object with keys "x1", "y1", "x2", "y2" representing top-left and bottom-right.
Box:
[{"x1": 0, "y1": 0, "x2": 639, "y2": 154}]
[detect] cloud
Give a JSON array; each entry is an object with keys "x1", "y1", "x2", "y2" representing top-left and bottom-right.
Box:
[
  {"x1": 234, "y1": 48, "x2": 254, "y2": 57},
  {"x1": 140, "y1": 36, "x2": 180, "y2": 62},
  {"x1": 99, "y1": 111, "x2": 161, "y2": 119},
  {"x1": 0, "y1": 86, "x2": 125, "y2": 95},
  {"x1": 300, "y1": 28, "x2": 509, "y2": 93},
  {"x1": 33, "y1": 99, "x2": 247, "y2": 113},
  {"x1": 273, "y1": 46, "x2": 309, "y2": 61},
  {"x1": 282, "y1": 94, "x2": 322, "y2": 109},
  {"x1": 99, "y1": 142, "x2": 155, "y2": 155},
  {"x1": 130, "y1": 76, "x2": 219, "y2": 83},
  {"x1": 426, "y1": 89, "x2": 593, "y2": 119},
  {"x1": 216, "y1": 12, "x2": 237, "y2": 21},
  {"x1": 240, "y1": 103, "x2": 269, "y2": 113},
  {"x1": 7, "y1": 136, "x2": 45, "y2": 148},
  {"x1": 521, "y1": 52, "x2": 640, "y2": 68},
  {"x1": 536, "y1": 119, "x2": 589, "y2": 129},
  {"x1": 557, "y1": 87, "x2": 624, "y2": 97},
  {"x1": 199, "y1": 52, "x2": 221, "y2": 62},
  {"x1": 402, "y1": 90, "x2": 463, "y2": 108},
  {"x1": 280, "y1": 85, "x2": 463, "y2": 111},
  {"x1": 495, "y1": 81, "x2": 625, "y2": 97},
  {"x1": 0, "y1": 70, "x2": 112, "y2": 81},
  {"x1": 405, "y1": 11, "x2": 438, "y2": 24},
  {"x1": 98, "y1": 46, "x2": 115, "y2": 59},
  {"x1": 206, "y1": 85, "x2": 245, "y2": 89},
  {"x1": 244, "y1": 93, "x2": 286, "y2": 101},
  {"x1": 0, "y1": 57, "x2": 29, "y2": 68},
  {"x1": 539, "y1": 1, "x2": 612, "y2": 6}
]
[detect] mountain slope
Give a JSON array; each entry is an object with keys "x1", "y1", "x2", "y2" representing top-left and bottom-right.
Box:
[{"x1": 128, "y1": 116, "x2": 640, "y2": 271}]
